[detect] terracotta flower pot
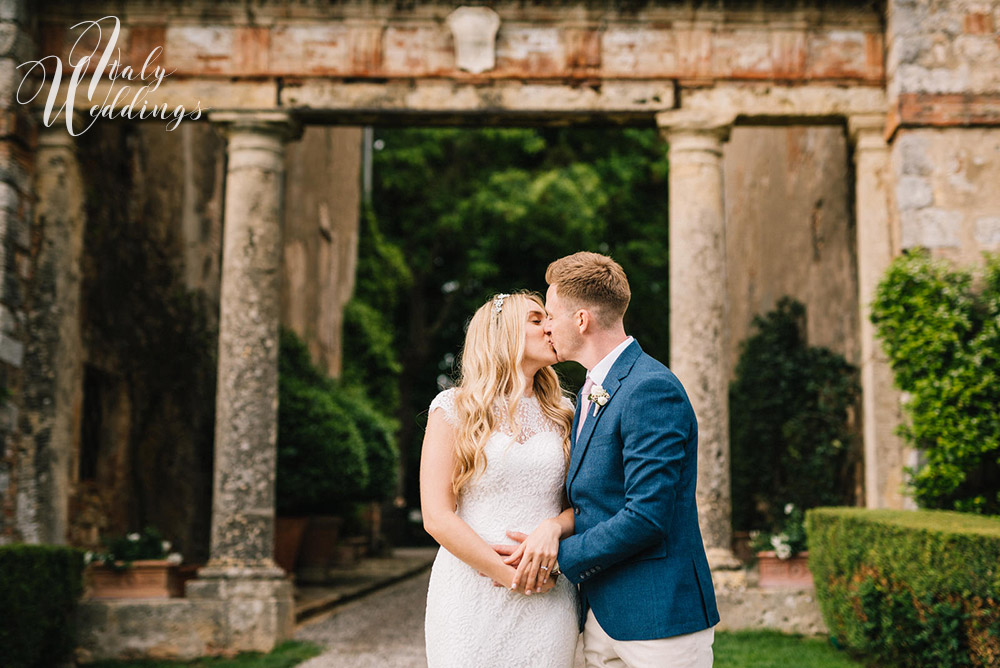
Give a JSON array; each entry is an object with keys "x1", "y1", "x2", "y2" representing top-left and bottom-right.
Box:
[
  {"x1": 274, "y1": 516, "x2": 309, "y2": 574},
  {"x1": 756, "y1": 550, "x2": 813, "y2": 589},
  {"x1": 85, "y1": 559, "x2": 182, "y2": 599}
]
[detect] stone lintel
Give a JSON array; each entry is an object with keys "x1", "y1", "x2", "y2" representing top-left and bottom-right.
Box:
[
  {"x1": 680, "y1": 84, "x2": 887, "y2": 124},
  {"x1": 280, "y1": 79, "x2": 677, "y2": 123}
]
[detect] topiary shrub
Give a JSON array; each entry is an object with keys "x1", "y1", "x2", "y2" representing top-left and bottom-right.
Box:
[
  {"x1": 730, "y1": 298, "x2": 860, "y2": 536},
  {"x1": 277, "y1": 329, "x2": 368, "y2": 516},
  {"x1": 277, "y1": 328, "x2": 400, "y2": 516},
  {"x1": 807, "y1": 507, "x2": 1000, "y2": 668},
  {"x1": 870, "y1": 251, "x2": 1000, "y2": 514},
  {"x1": 0, "y1": 544, "x2": 85, "y2": 668}
]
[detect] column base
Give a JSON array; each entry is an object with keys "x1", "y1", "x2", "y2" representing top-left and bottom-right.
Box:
[
  {"x1": 706, "y1": 546, "x2": 743, "y2": 571},
  {"x1": 186, "y1": 563, "x2": 294, "y2": 653}
]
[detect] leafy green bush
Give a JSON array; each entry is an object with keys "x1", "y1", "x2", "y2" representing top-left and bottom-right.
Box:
[
  {"x1": 0, "y1": 543, "x2": 85, "y2": 668},
  {"x1": 277, "y1": 328, "x2": 399, "y2": 515},
  {"x1": 730, "y1": 298, "x2": 860, "y2": 535},
  {"x1": 807, "y1": 508, "x2": 1000, "y2": 668},
  {"x1": 870, "y1": 251, "x2": 1000, "y2": 514}
]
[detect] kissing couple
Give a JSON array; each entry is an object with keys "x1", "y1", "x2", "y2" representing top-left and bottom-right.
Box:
[{"x1": 420, "y1": 252, "x2": 720, "y2": 667}]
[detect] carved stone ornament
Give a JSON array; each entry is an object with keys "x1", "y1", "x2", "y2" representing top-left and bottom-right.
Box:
[{"x1": 446, "y1": 7, "x2": 501, "y2": 74}]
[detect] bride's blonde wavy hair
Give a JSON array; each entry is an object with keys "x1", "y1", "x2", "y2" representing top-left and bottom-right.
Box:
[{"x1": 451, "y1": 292, "x2": 574, "y2": 496}]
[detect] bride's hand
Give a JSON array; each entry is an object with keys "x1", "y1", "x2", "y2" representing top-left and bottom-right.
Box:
[{"x1": 506, "y1": 520, "x2": 561, "y2": 595}]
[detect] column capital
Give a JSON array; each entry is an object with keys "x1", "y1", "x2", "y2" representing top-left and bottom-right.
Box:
[
  {"x1": 847, "y1": 114, "x2": 888, "y2": 150},
  {"x1": 654, "y1": 109, "x2": 736, "y2": 143},
  {"x1": 208, "y1": 110, "x2": 302, "y2": 142}
]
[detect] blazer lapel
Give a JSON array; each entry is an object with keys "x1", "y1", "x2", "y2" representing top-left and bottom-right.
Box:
[{"x1": 566, "y1": 340, "x2": 643, "y2": 491}]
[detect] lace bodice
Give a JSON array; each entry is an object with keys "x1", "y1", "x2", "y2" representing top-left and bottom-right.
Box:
[{"x1": 429, "y1": 388, "x2": 570, "y2": 543}]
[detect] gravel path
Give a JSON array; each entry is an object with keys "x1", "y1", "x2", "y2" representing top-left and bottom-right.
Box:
[
  {"x1": 295, "y1": 568, "x2": 587, "y2": 667},
  {"x1": 295, "y1": 570, "x2": 431, "y2": 668}
]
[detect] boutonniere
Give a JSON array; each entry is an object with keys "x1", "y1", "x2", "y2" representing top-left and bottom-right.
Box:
[{"x1": 587, "y1": 384, "x2": 610, "y2": 416}]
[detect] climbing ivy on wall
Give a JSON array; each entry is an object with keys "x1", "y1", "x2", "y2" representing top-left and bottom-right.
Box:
[{"x1": 870, "y1": 251, "x2": 1000, "y2": 515}]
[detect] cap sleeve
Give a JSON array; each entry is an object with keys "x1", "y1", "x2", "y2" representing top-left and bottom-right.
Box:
[{"x1": 429, "y1": 388, "x2": 459, "y2": 426}]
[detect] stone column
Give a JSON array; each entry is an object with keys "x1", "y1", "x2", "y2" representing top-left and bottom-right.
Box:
[
  {"x1": 848, "y1": 115, "x2": 909, "y2": 510},
  {"x1": 187, "y1": 111, "x2": 300, "y2": 652},
  {"x1": 21, "y1": 118, "x2": 87, "y2": 545},
  {"x1": 656, "y1": 111, "x2": 741, "y2": 571}
]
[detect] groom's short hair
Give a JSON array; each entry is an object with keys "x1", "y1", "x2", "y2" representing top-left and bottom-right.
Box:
[{"x1": 545, "y1": 252, "x2": 630, "y2": 327}]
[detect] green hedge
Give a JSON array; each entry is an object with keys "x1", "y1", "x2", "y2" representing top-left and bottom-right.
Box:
[
  {"x1": 806, "y1": 508, "x2": 1000, "y2": 667},
  {"x1": 0, "y1": 543, "x2": 85, "y2": 668}
]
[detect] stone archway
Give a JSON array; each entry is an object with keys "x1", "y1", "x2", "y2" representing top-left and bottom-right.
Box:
[{"x1": 8, "y1": 0, "x2": 935, "y2": 656}]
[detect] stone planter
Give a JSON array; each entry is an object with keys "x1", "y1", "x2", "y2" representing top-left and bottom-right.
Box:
[
  {"x1": 85, "y1": 559, "x2": 183, "y2": 599},
  {"x1": 756, "y1": 551, "x2": 813, "y2": 589}
]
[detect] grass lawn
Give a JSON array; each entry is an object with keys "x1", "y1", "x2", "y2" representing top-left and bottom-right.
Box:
[
  {"x1": 86, "y1": 632, "x2": 862, "y2": 668},
  {"x1": 716, "y1": 630, "x2": 863, "y2": 668},
  {"x1": 87, "y1": 641, "x2": 323, "y2": 668}
]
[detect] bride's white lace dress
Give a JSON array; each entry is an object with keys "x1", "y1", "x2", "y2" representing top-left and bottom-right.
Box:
[{"x1": 424, "y1": 388, "x2": 579, "y2": 668}]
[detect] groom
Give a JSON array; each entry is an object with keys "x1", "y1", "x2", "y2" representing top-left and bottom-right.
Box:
[{"x1": 510, "y1": 252, "x2": 719, "y2": 667}]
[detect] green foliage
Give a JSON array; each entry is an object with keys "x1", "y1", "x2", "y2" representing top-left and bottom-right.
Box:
[
  {"x1": 89, "y1": 525, "x2": 182, "y2": 571},
  {"x1": 368, "y1": 127, "x2": 670, "y2": 504},
  {"x1": 341, "y1": 207, "x2": 411, "y2": 414},
  {"x1": 87, "y1": 640, "x2": 323, "y2": 668},
  {"x1": 277, "y1": 328, "x2": 399, "y2": 515},
  {"x1": 730, "y1": 298, "x2": 860, "y2": 535},
  {"x1": 714, "y1": 630, "x2": 862, "y2": 668},
  {"x1": 870, "y1": 251, "x2": 1000, "y2": 514},
  {"x1": 0, "y1": 543, "x2": 85, "y2": 668},
  {"x1": 806, "y1": 507, "x2": 1000, "y2": 668}
]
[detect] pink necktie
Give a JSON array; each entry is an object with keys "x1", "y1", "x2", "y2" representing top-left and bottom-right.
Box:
[{"x1": 577, "y1": 377, "x2": 594, "y2": 439}]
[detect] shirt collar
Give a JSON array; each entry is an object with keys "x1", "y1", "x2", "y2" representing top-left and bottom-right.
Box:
[{"x1": 587, "y1": 336, "x2": 634, "y2": 387}]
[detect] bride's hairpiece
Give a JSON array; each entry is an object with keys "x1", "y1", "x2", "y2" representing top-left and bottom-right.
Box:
[{"x1": 493, "y1": 293, "x2": 510, "y2": 315}]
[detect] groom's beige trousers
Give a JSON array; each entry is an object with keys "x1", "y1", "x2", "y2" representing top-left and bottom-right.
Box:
[{"x1": 583, "y1": 609, "x2": 715, "y2": 668}]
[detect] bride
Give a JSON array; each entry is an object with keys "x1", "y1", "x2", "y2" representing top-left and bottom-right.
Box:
[{"x1": 421, "y1": 292, "x2": 580, "y2": 667}]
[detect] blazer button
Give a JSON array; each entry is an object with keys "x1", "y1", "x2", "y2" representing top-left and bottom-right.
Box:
[{"x1": 574, "y1": 507, "x2": 580, "y2": 515}]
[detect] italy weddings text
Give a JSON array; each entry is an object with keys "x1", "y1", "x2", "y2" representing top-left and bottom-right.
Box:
[{"x1": 16, "y1": 16, "x2": 204, "y2": 135}]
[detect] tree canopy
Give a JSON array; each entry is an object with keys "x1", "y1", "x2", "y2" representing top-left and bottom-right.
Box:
[{"x1": 344, "y1": 127, "x2": 671, "y2": 510}]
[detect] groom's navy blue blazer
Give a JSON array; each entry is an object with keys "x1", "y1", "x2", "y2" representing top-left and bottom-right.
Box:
[{"x1": 557, "y1": 339, "x2": 720, "y2": 641}]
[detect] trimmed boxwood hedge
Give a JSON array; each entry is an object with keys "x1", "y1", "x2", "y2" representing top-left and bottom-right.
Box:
[
  {"x1": 0, "y1": 543, "x2": 85, "y2": 668},
  {"x1": 806, "y1": 508, "x2": 1000, "y2": 668}
]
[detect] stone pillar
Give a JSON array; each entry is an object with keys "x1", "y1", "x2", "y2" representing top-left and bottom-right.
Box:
[
  {"x1": 20, "y1": 119, "x2": 87, "y2": 545},
  {"x1": 657, "y1": 112, "x2": 741, "y2": 571},
  {"x1": 186, "y1": 112, "x2": 300, "y2": 652},
  {"x1": 848, "y1": 115, "x2": 910, "y2": 510}
]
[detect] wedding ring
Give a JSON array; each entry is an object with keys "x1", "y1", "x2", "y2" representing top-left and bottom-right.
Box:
[{"x1": 539, "y1": 565, "x2": 549, "y2": 571}]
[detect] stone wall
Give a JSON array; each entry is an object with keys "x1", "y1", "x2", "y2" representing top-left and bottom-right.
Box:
[
  {"x1": 893, "y1": 128, "x2": 1000, "y2": 263},
  {"x1": 725, "y1": 126, "x2": 860, "y2": 372},
  {"x1": 888, "y1": 0, "x2": 1000, "y2": 264},
  {"x1": 282, "y1": 126, "x2": 362, "y2": 379},
  {"x1": 0, "y1": 0, "x2": 36, "y2": 544}
]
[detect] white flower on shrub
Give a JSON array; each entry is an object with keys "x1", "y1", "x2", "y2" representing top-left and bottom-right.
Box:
[
  {"x1": 784, "y1": 503, "x2": 795, "y2": 515},
  {"x1": 166, "y1": 552, "x2": 183, "y2": 565},
  {"x1": 127, "y1": 532, "x2": 140, "y2": 541},
  {"x1": 771, "y1": 533, "x2": 793, "y2": 559},
  {"x1": 162, "y1": 540, "x2": 172, "y2": 552},
  {"x1": 84, "y1": 551, "x2": 94, "y2": 565}
]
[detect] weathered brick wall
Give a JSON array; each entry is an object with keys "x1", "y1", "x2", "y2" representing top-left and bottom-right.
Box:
[
  {"x1": 888, "y1": 0, "x2": 1000, "y2": 263},
  {"x1": 0, "y1": 0, "x2": 35, "y2": 544}
]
